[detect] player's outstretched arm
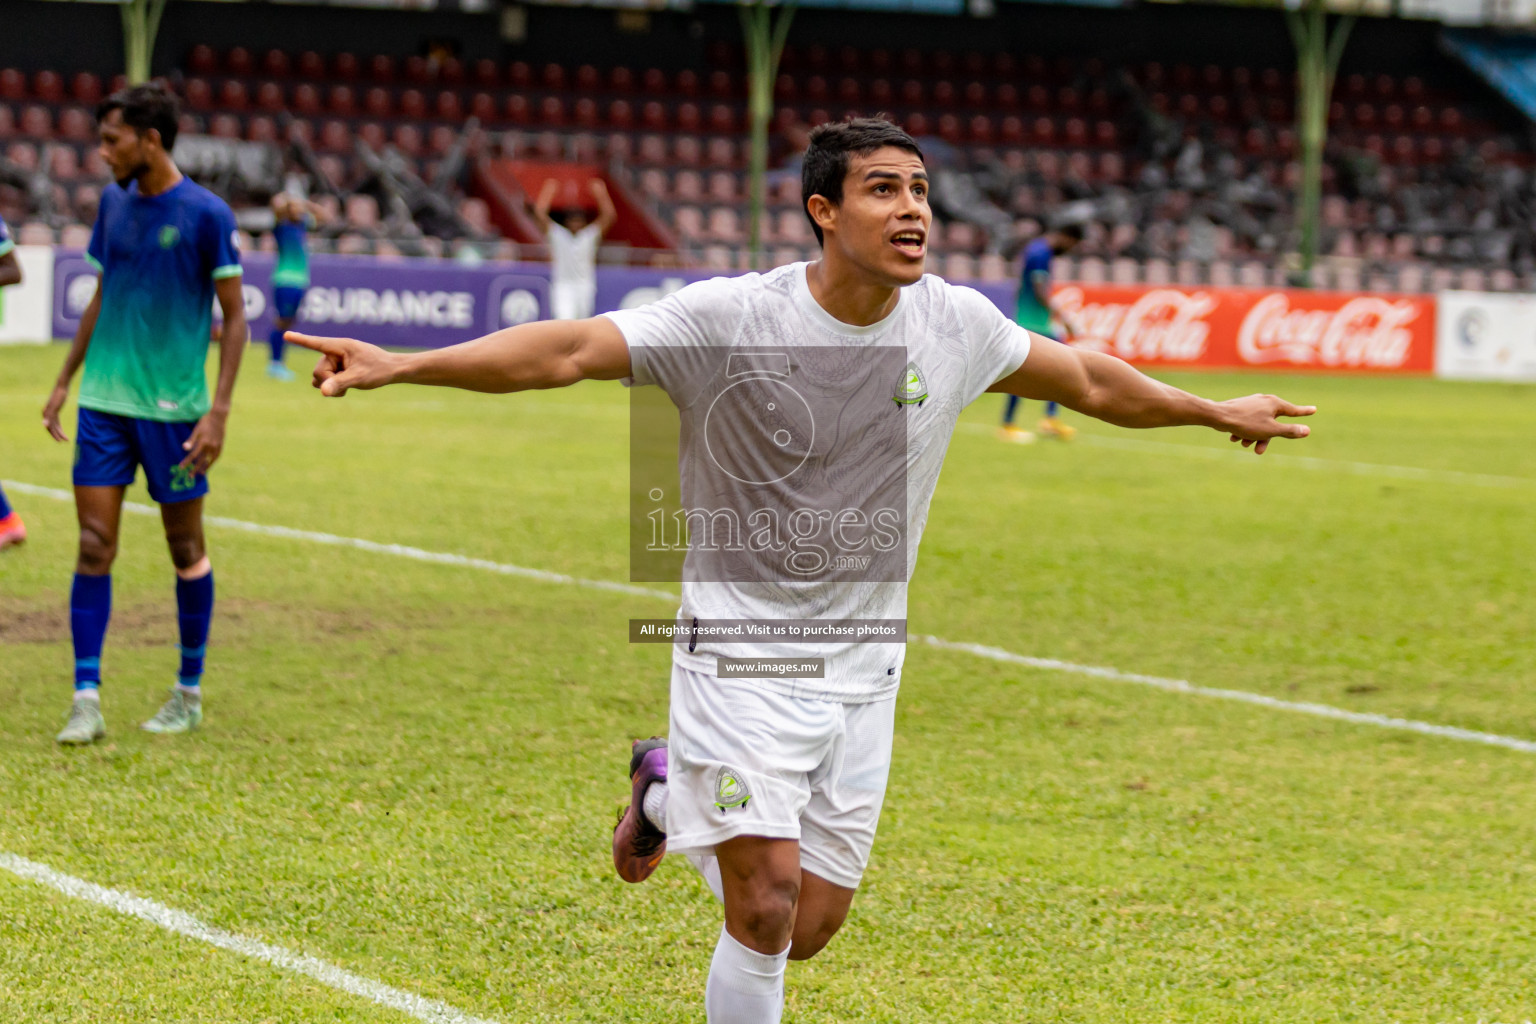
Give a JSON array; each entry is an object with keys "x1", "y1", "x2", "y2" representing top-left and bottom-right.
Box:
[
  {"x1": 287, "y1": 316, "x2": 632, "y2": 398},
  {"x1": 988, "y1": 333, "x2": 1315, "y2": 455}
]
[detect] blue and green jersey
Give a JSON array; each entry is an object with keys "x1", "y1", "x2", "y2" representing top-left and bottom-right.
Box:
[
  {"x1": 272, "y1": 216, "x2": 312, "y2": 289},
  {"x1": 1015, "y1": 238, "x2": 1054, "y2": 335},
  {"x1": 81, "y1": 178, "x2": 241, "y2": 422},
  {"x1": 0, "y1": 214, "x2": 13, "y2": 258}
]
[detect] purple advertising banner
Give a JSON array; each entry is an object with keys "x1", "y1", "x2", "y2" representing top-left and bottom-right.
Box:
[{"x1": 50, "y1": 250, "x2": 1018, "y2": 347}]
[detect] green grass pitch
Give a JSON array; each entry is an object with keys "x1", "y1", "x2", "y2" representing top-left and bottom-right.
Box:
[{"x1": 1, "y1": 342, "x2": 1534, "y2": 1022}]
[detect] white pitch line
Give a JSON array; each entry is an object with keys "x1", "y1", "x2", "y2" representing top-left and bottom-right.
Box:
[
  {"x1": 959, "y1": 423, "x2": 1534, "y2": 489},
  {"x1": 0, "y1": 852, "x2": 502, "y2": 1024},
  {"x1": 7, "y1": 478, "x2": 1534, "y2": 756}
]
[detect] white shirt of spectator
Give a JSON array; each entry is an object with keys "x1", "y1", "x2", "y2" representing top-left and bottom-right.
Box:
[
  {"x1": 603, "y1": 261, "x2": 1033, "y2": 703},
  {"x1": 547, "y1": 222, "x2": 602, "y2": 320}
]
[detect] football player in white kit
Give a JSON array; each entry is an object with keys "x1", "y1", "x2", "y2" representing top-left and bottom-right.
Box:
[
  {"x1": 288, "y1": 119, "x2": 1315, "y2": 1024},
  {"x1": 532, "y1": 176, "x2": 617, "y2": 321}
]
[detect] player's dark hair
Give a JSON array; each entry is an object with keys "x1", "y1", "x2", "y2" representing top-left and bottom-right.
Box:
[
  {"x1": 1056, "y1": 222, "x2": 1086, "y2": 241},
  {"x1": 97, "y1": 83, "x2": 181, "y2": 151},
  {"x1": 801, "y1": 117, "x2": 924, "y2": 247}
]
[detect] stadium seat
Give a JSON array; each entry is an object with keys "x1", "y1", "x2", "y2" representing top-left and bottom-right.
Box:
[
  {"x1": 189, "y1": 45, "x2": 217, "y2": 75},
  {"x1": 542, "y1": 63, "x2": 566, "y2": 91},
  {"x1": 677, "y1": 69, "x2": 700, "y2": 98},
  {"x1": 256, "y1": 82, "x2": 285, "y2": 113},
  {"x1": 59, "y1": 106, "x2": 93, "y2": 142},
  {"x1": 641, "y1": 101, "x2": 668, "y2": 131},
  {"x1": 675, "y1": 135, "x2": 702, "y2": 166},
  {"x1": 709, "y1": 104, "x2": 735, "y2": 133},
  {"x1": 607, "y1": 99, "x2": 634, "y2": 129},
  {"x1": 609, "y1": 66, "x2": 634, "y2": 93},
  {"x1": 706, "y1": 137, "x2": 736, "y2": 167},
  {"x1": 285, "y1": 119, "x2": 314, "y2": 146},
  {"x1": 709, "y1": 70, "x2": 733, "y2": 98},
  {"x1": 70, "y1": 72, "x2": 102, "y2": 105},
  {"x1": 19, "y1": 105, "x2": 52, "y2": 138},
  {"x1": 210, "y1": 114, "x2": 241, "y2": 139},
  {"x1": 219, "y1": 80, "x2": 249, "y2": 112},
  {"x1": 677, "y1": 103, "x2": 701, "y2": 133},
  {"x1": 576, "y1": 64, "x2": 601, "y2": 92},
  {"x1": 184, "y1": 78, "x2": 213, "y2": 111},
  {"x1": 358, "y1": 121, "x2": 386, "y2": 151},
  {"x1": 363, "y1": 87, "x2": 392, "y2": 118},
  {"x1": 293, "y1": 84, "x2": 322, "y2": 115},
  {"x1": 504, "y1": 94, "x2": 530, "y2": 124},
  {"x1": 806, "y1": 76, "x2": 828, "y2": 103},
  {"x1": 247, "y1": 116, "x2": 278, "y2": 143},
  {"x1": 333, "y1": 52, "x2": 360, "y2": 80},
  {"x1": 436, "y1": 91, "x2": 463, "y2": 121},
  {"x1": 574, "y1": 97, "x2": 599, "y2": 127},
  {"x1": 318, "y1": 119, "x2": 350, "y2": 152},
  {"x1": 440, "y1": 58, "x2": 464, "y2": 86},
  {"x1": 49, "y1": 145, "x2": 79, "y2": 180},
  {"x1": 297, "y1": 51, "x2": 325, "y2": 80},
  {"x1": 392, "y1": 124, "x2": 423, "y2": 157},
  {"x1": 508, "y1": 61, "x2": 532, "y2": 88},
  {"x1": 0, "y1": 68, "x2": 25, "y2": 101},
  {"x1": 539, "y1": 96, "x2": 566, "y2": 127},
  {"x1": 473, "y1": 59, "x2": 499, "y2": 89},
  {"x1": 263, "y1": 50, "x2": 291, "y2": 78},
  {"x1": 329, "y1": 85, "x2": 357, "y2": 116},
  {"x1": 470, "y1": 92, "x2": 496, "y2": 121},
  {"x1": 226, "y1": 47, "x2": 254, "y2": 76},
  {"x1": 399, "y1": 89, "x2": 426, "y2": 120},
  {"x1": 369, "y1": 55, "x2": 396, "y2": 83}
]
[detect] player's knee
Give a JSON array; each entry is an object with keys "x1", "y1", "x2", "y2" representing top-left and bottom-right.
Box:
[
  {"x1": 76, "y1": 525, "x2": 117, "y2": 573},
  {"x1": 729, "y1": 877, "x2": 800, "y2": 949},
  {"x1": 788, "y1": 915, "x2": 844, "y2": 961},
  {"x1": 166, "y1": 530, "x2": 206, "y2": 571}
]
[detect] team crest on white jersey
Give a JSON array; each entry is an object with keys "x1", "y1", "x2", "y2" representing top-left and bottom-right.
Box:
[
  {"x1": 713, "y1": 766, "x2": 752, "y2": 811},
  {"x1": 892, "y1": 361, "x2": 927, "y2": 406}
]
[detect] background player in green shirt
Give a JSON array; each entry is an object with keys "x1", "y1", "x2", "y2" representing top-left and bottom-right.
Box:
[
  {"x1": 41, "y1": 84, "x2": 247, "y2": 744},
  {"x1": 267, "y1": 192, "x2": 327, "y2": 381}
]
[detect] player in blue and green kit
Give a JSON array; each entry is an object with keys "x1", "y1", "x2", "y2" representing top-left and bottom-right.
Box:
[
  {"x1": 1000, "y1": 223, "x2": 1083, "y2": 442},
  {"x1": 42, "y1": 84, "x2": 247, "y2": 744},
  {"x1": 266, "y1": 192, "x2": 326, "y2": 381},
  {"x1": 0, "y1": 214, "x2": 28, "y2": 550}
]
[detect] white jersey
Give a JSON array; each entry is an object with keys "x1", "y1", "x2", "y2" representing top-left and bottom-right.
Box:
[
  {"x1": 547, "y1": 222, "x2": 601, "y2": 294},
  {"x1": 603, "y1": 262, "x2": 1031, "y2": 703}
]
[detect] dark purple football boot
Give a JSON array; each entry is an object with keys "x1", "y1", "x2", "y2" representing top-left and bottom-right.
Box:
[{"x1": 612, "y1": 737, "x2": 668, "y2": 883}]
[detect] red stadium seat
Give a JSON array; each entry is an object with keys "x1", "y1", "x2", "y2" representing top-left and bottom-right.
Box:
[
  {"x1": 318, "y1": 119, "x2": 350, "y2": 152},
  {"x1": 34, "y1": 71, "x2": 64, "y2": 103},
  {"x1": 1057, "y1": 86, "x2": 1081, "y2": 113},
  {"x1": 937, "y1": 113, "x2": 961, "y2": 143},
  {"x1": 1202, "y1": 64, "x2": 1223, "y2": 90},
  {"x1": 539, "y1": 96, "x2": 566, "y2": 127},
  {"x1": 868, "y1": 78, "x2": 892, "y2": 107},
  {"x1": 641, "y1": 100, "x2": 668, "y2": 131},
  {"x1": 435, "y1": 91, "x2": 462, "y2": 121},
  {"x1": 247, "y1": 116, "x2": 277, "y2": 143},
  {"x1": 470, "y1": 92, "x2": 496, "y2": 121},
  {"x1": 285, "y1": 119, "x2": 314, "y2": 146},
  {"x1": 933, "y1": 81, "x2": 956, "y2": 106},
  {"x1": 184, "y1": 79, "x2": 213, "y2": 111},
  {"x1": 298, "y1": 51, "x2": 325, "y2": 80},
  {"x1": 404, "y1": 56, "x2": 431, "y2": 85},
  {"x1": 963, "y1": 81, "x2": 986, "y2": 108},
  {"x1": 709, "y1": 70, "x2": 733, "y2": 98},
  {"x1": 1412, "y1": 105, "x2": 1432, "y2": 129},
  {"x1": 1422, "y1": 136, "x2": 1443, "y2": 160},
  {"x1": 58, "y1": 107, "x2": 92, "y2": 142},
  {"x1": 69, "y1": 71, "x2": 102, "y2": 105},
  {"x1": 441, "y1": 59, "x2": 464, "y2": 86},
  {"x1": 1064, "y1": 117, "x2": 1087, "y2": 145},
  {"x1": 358, "y1": 121, "x2": 386, "y2": 151},
  {"x1": 293, "y1": 84, "x2": 322, "y2": 115},
  {"x1": 473, "y1": 59, "x2": 499, "y2": 89},
  {"x1": 219, "y1": 80, "x2": 249, "y2": 112},
  {"x1": 399, "y1": 89, "x2": 427, "y2": 119},
  {"x1": 262, "y1": 50, "x2": 290, "y2": 78},
  {"x1": 369, "y1": 55, "x2": 396, "y2": 83},
  {"x1": 838, "y1": 45, "x2": 861, "y2": 73},
  {"x1": 900, "y1": 79, "x2": 923, "y2": 106},
  {"x1": 838, "y1": 77, "x2": 860, "y2": 105},
  {"x1": 869, "y1": 48, "x2": 893, "y2": 74},
  {"x1": 333, "y1": 53, "x2": 359, "y2": 80},
  {"x1": 576, "y1": 64, "x2": 600, "y2": 91},
  {"x1": 429, "y1": 124, "x2": 456, "y2": 155},
  {"x1": 774, "y1": 75, "x2": 796, "y2": 102},
  {"x1": 1354, "y1": 103, "x2": 1377, "y2": 128},
  {"x1": 256, "y1": 82, "x2": 285, "y2": 113},
  {"x1": 574, "y1": 97, "x2": 598, "y2": 127},
  {"x1": 609, "y1": 66, "x2": 634, "y2": 93},
  {"x1": 675, "y1": 135, "x2": 702, "y2": 165},
  {"x1": 0, "y1": 68, "x2": 26, "y2": 101},
  {"x1": 1403, "y1": 76, "x2": 1425, "y2": 100},
  {"x1": 676, "y1": 102, "x2": 701, "y2": 133},
  {"x1": 1375, "y1": 73, "x2": 1396, "y2": 98},
  {"x1": 607, "y1": 99, "x2": 634, "y2": 129},
  {"x1": 962, "y1": 51, "x2": 986, "y2": 77},
  {"x1": 807, "y1": 107, "x2": 830, "y2": 127},
  {"x1": 1026, "y1": 84, "x2": 1048, "y2": 110},
  {"x1": 642, "y1": 68, "x2": 667, "y2": 95},
  {"x1": 1383, "y1": 104, "x2": 1405, "y2": 129},
  {"x1": 1208, "y1": 94, "x2": 1229, "y2": 120},
  {"x1": 708, "y1": 104, "x2": 735, "y2": 133},
  {"x1": 209, "y1": 114, "x2": 240, "y2": 139},
  {"x1": 1439, "y1": 107, "x2": 1463, "y2": 131},
  {"x1": 363, "y1": 87, "x2": 391, "y2": 118},
  {"x1": 806, "y1": 44, "x2": 830, "y2": 71},
  {"x1": 1094, "y1": 120, "x2": 1117, "y2": 147},
  {"x1": 805, "y1": 76, "x2": 828, "y2": 103},
  {"x1": 905, "y1": 111, "x2": 929, "y2": 136},
  {"x1": 932, "y1": 51, "x2": 956, "y2": 77},
  {"x1": 508, "y1": 61, "x2": 532, "y2": 88},
  {"x1": 392, "y1": 124, "x2": 423, "y2": 156},
  {"x1": 504, "y1": 94, "x2": 530, "y2": 124},
  {"x1": 50, "y1": 145, "x2": 79, "y2": 180},
  {"x1": 1031, "y1": 116, "x2": 1055, "y2": 144},
  {"x1": 189, "y1": 45, "x2": 217, "y2": 75},
  {"x1": 226, "y1": 47, "x2": 254, "y2": 76},
  {"x1": 328, "y1": 85, "x2": 356, "y2": 116},
  {"x1": 1000, "y1": 115, "x2": 1025, "y2": 144},
  {"x1": 541, "y1": 63, "x2": 566, "y2": 90},
  {"x1": 774, "y1": 106, "x2": 797, "y2": 133},
  {"x1": 899, "y1": 48, "x2": 923, "y2": 76},
  {"x1": 968, "y1": 114, "x2": 993, "y2": 144},
  {"x1": 637, "y1": 133, "x2": 666, "y2": 165}
]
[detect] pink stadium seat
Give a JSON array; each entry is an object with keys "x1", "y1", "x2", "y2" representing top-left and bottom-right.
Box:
[
  {"x1": 49, "y1": 145, "x2": 80, "y2": 180},
  {"x1": 637, "y1": 134, "x2": 667, "y2": 165},
  {"x1": 674, "y1": 205, "x2": 705, "y2": 243},
  {"x1": 333, "y1": 53, "x2": 359, "y2": 80},
  {"x1": 189, "y1": 45, "x2": 217, "y2": 76},
  {"x1": 706, "y1": 137, "x2": 735, "y2": 167},
  {"x1": 262, "y1": 50, "x2": 291, "y2": 78},
  {"x1": 209, "y1": 114, "x2": 240, "y2": 139},
  {"x1": 59, "y1": 107, "x2": 93, "y2": 142},
  {"x1": 706, "y1": 207, "x2": 742, "y2": 243},
  {"x1": 675, "y1": 135, "x2": 703, "y2": 166},
  {"x1": 638, "y1": 168, "x2": 668, "y2": 199},
  {"x1": 707, "y1": 171, "x2": 737, "y2": 203},
  {"x1": 673, "y1": 169, "x2": 704, "y2": 202},
  {"x1": 226, "y1": 47, "x2": 254, "y2": 76}
]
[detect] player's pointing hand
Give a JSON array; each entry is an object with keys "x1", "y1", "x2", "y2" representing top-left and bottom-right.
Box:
[
  {"x1": 1218, "y1": 394, "x2": 1317, "y2": 455},
  {"x1": 285, "y1": 331, "x2": 399, "y2": 397}
]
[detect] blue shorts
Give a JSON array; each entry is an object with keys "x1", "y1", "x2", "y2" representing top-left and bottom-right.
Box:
[
  {"x1": 73, "y1": 407, "x2": 209, "y2": 505},
  {"x1": 273, "y1": 285, "x2": 307, "y2": 320}
]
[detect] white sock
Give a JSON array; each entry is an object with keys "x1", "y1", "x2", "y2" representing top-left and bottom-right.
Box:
[
  {"x1": 687, "y1": 853, "x2": 725, "y2": 904},
  {"x1": 74, "y1": 689, "x2": 100, "y2": 704},
  {"x1": 176, "y1": 682, "x2": 201, "y2": 700},
  {"x1": 641, "y1": 781, "x2": 669, "y2": 833},
  {"x1": 704, "y1": 926, "x2": 789, "y2": 1024}
]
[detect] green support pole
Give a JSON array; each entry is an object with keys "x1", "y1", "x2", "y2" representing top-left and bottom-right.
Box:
[
  {"x1": 740, "y1": 0, "x2": 795, "y2": 268},
  {"x1": 121, "y1": 0, "x2": 170, "y2": 85},
  {"x1": 1286, "y1": 0, "x2": 1355, "y2": 287}
]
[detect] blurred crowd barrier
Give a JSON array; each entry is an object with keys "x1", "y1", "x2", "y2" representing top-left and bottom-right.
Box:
[{"x1": 0, "y1": 245, "x2": 1531, "y2": 382}]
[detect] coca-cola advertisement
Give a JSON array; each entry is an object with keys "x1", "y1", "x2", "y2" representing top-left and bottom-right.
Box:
[{"x1": 1050, "y1": 285, "x2": 1436, "y2": 373}]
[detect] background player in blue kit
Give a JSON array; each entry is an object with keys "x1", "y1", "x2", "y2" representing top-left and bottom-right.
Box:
[
  {"x1": 41, "y1": 84, "x2": 247, "y2": 744},
  {"x1": 1000, "y1": 223, "x2": 1084, "y2": 442},
  {"x1": 0, "y1": 214, "x2": 27, "y2": 550},
  {"x1": 266, "y1": 192, "x2": 327, "y2": 381}
]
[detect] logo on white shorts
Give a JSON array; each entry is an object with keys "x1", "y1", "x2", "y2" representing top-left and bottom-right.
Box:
[{"x1": 713, "y1": 766, "x2": 752, "y2": 812}]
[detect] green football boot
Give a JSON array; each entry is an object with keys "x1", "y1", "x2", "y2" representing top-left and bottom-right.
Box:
[
  {"x1": 141, "y1": 688, "x2": 203, "y2": 734},
  {"x1": 56, "y1": 698, "x2": 107, "y2": 745}
]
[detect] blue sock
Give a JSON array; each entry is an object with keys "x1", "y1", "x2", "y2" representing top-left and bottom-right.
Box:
[
  {"x1": 1002, "y1": 394, "x2": 1020, "y2": 426},
  {"x1": 71, "y1": 573, "x2": 112, "y2": 692},
  {"x1": 1044, "y1": 401, "x2": 1060, "y2": 418},
  {"x1": 0, "y1": 484, "x2": 12, "y2": 519},
  {"x1": 268, "y1": 326, "x2": 286, "y2": 364},
  {"x1": 176, "y1": 570, "x2": 214, "y2": 690}
]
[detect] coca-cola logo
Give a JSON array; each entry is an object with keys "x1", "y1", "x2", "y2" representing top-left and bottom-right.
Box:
[
  {"x1": 1237, "y1": 294, "x2": 1418, "y2": 368},
  {"x1": 1056, "y1": 287, "x2": 1215, "y2": 363}
]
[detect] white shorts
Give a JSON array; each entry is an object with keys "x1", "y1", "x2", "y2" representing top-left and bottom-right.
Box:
[
  {"x1": 666, "y1": 662, "x2": 896, "y2": 890},
  {"x1": 550, "y1": 282, "x2": 595, "y2": 320}
]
